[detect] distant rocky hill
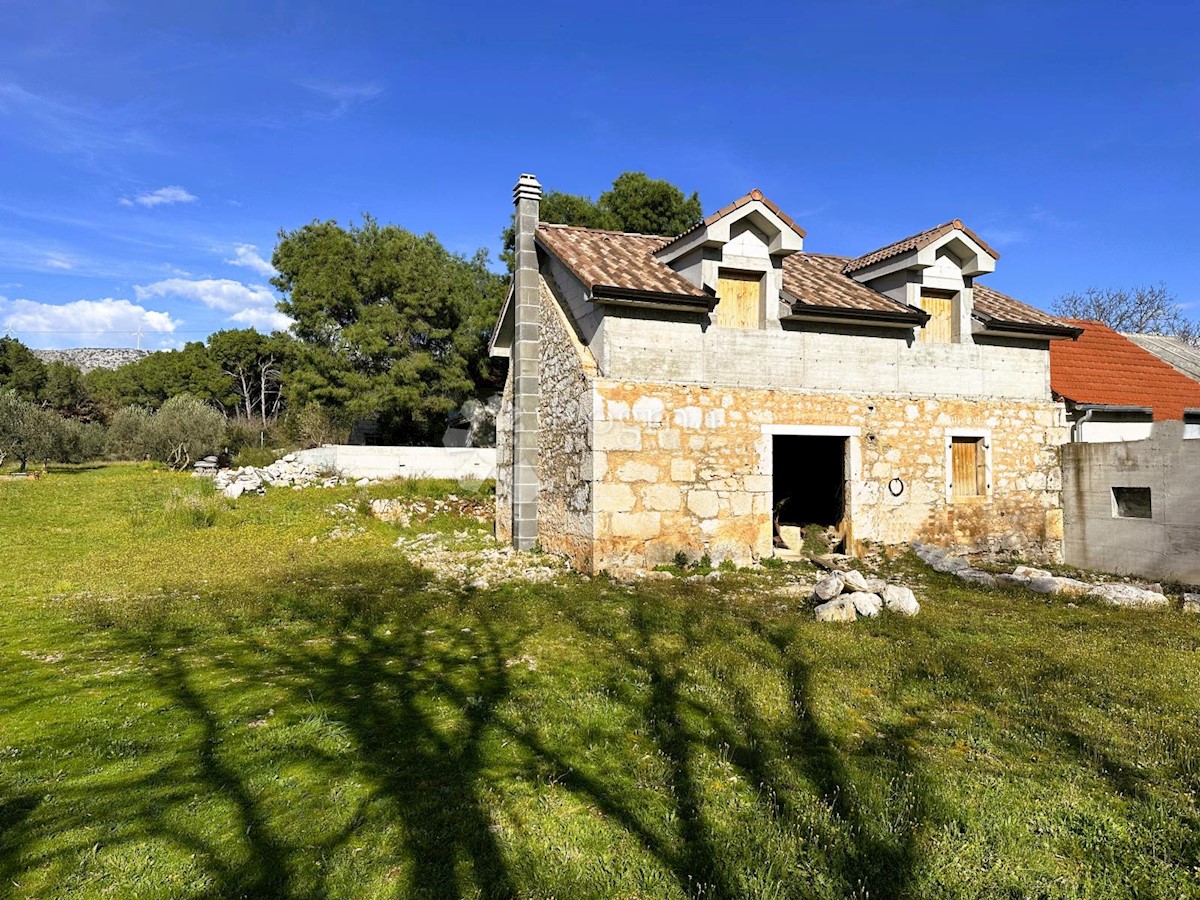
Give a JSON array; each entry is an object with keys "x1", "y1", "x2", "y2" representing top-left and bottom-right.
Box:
[{"x1": 32, "y1": 347, "x2": 150, "y2": 374}]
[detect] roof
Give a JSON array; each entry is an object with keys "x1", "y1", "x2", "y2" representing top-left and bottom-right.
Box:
[
  {"x1": 1050, "y1": 320, "x2": 1200, "y2": 420},
  {"x1": 972, "y1": 284, "x2": 1082, "y2": 337},
  {"x1": 842, "y1": 219, "x2": 999, "y2": 274},
  {"x1": 534, "y1": 224, "x2": 708, "y2": 303},
  {"x1": 531, "y1": 212, "x2": 1072, "y2": 335},
  {"x1": 655, "y1": 188, "x2": 807, "y2": 257},
  {"x1": 1122, "y1": 332, "x2": 1200, "y2": 382},
  {"x1": 782, "y1": 253, "x2": 926, "y2": 322}
]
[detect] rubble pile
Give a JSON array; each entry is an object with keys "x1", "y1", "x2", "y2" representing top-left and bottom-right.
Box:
[
  {"x1": 913, "y1": 541, "x2": 1178, "y2": 609},
  {"x1": 369, "y1": 495, "x2": 490, "y2": 527},
  {"x1": 193, "y1": 453, "x2": 363, "y2": 498},
  {"x1": 393, "y1": 532, "x2": 566, "y2": 588},
  {"x1": 811, "y1": 568, "x2": 920, "y2": 623}
]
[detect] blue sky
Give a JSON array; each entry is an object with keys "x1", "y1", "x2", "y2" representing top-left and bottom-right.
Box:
[{"x1": 1, "y1": 0, "x2": 1196, "y2": 349}]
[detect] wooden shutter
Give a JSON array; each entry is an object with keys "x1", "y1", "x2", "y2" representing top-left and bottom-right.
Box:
[
  {"x1": 920, "y1": 294, "x2": 954, "y2": 343},
  {"x1": 716, "y1": 272, "x2": 763, "y2": 329},
  {"x1": 951, "y1": 437, "x2": 985, "y2": 498}
]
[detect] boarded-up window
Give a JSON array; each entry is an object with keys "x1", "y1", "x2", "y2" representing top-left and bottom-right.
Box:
[
  {"x1": 716, "y1": 271, "x2": 763, "y2": 329},
  {"x1": 950, "y1": 436, "x2": 987, "y2": 499},
  {"x1": 920, "y1": 292, "x2": 955, "y2": 343}
]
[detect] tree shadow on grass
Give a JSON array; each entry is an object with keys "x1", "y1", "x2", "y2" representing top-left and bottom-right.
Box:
[
  {"x1": 6, "y1": 555, "x2": 1200, "y2": 898},
  {"x1": 512, "y1": 595, "x2": 932, "y2": 898}
]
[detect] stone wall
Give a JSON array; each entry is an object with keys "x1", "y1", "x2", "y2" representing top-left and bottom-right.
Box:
[
  {"x1": 495, "y1": 270, "x2": 1068, "y2": 573},
  {"x1": 494, "y1": 367, "x2": 514, "y2": 544},
  {"x1": 534, "y1": 278, "x2": 596, "y2": 569},
  {"x1": 588, "y1": 381, "x2": 1067, "y2": 571}
]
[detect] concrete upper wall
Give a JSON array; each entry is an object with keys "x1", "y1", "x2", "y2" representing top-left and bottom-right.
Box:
[
  {"x1": 596, "y1": 309, "x2": 1052, "y2": 400},
  {"x1": 539, "y1": 261, "x2": 1052, "y2": 402},
  {"x1": 1062, "y1": 421, "x2": 1200, "y2": 584}
]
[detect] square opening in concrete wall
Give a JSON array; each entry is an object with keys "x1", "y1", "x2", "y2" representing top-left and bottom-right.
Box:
[
  {"x1": 772, "y1": 435, "x2": 848, "y2": 553},
  {"x1": 1111, "y1": 486, "x2": 1153, "y2": 520}
]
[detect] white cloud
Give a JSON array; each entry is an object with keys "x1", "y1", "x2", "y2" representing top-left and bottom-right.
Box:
[
  {"x1": 0, "y1": 297, "x2": 178, "y2": 348},
  {"x1": 121, "y1": 185, "x2": 198, "y2": 208},
  {"x1": 136, "y1": 277, "x2": 275, "y2": 312},
  {"x1": 42, "y1": 256, "x2": 76, "y2": 270},
  {"x1": 230, "y1": 307, "x2": 294, "y2": 332},
  {"x1": 225, "y1": 243, "x2": 277, "y2": 278},
  {"x1": 135, "y1": 276, "x2": 289, "y2": 333}
]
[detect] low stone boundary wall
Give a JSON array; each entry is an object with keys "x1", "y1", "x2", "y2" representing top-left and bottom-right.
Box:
[{"x1": 294, "y1": 445, "x2": 496, "y2": 481}]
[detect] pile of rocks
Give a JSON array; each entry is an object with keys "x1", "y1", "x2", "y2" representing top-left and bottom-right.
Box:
[
  {"x1": 811, "y1": 569, "x2": 920, "y2": 623},
  {"x1": 393, "y1": 532, "x2": 566, "y2": 588},
  {"x1": 370, "y1": 495, "x2": 490, "y2": 527},
  {"x1": 913, "y1": 542, "x2": 1178, "y2": 609},
  {"x1": 195, "y1": 453, "x2": 359, "y2": 498}
]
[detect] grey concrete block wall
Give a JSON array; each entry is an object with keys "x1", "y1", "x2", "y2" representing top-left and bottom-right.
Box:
[
  {"x1": 1062, "y1": 422, "x2": 1200, "y2": 584},
  {"x1": 511, "y1": 174, "x2": 543, "y2": 550}
]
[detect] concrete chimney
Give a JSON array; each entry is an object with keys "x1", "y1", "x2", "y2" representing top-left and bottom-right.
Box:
[{"x1": 511, "y1": 174, "x2": 542, "y2": 550}]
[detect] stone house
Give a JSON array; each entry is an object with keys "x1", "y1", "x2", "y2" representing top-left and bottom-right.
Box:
[{"x1": 491, "y1": 174, "x2": 1082, "y2": 573}]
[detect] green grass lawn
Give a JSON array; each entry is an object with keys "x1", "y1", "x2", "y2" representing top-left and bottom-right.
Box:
[{"x1": 1, "y1": 465, "x2": 1198, "y2": 899}]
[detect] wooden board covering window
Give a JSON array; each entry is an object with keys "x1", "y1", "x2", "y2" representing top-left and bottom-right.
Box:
[
  {"x1": 716, "y1": 271, "x2": 763, "y2": 329},
  {"x1": 920, "y1": 293, "x2": 954, "y2": 343},
  {"x1": 951, "y1": 436, "x2": 987, "y2": 498}
]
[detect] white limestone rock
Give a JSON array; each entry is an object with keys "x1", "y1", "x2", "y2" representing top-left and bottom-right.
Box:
[
  {"x1": 839, "y1": 569, "x2": 870, "y2": 593},
  {"x1": 881, "y1": 584, "x2": 920, "y2": 616},
  {"x1": 847, "y1": 592, "x2": 883, "y2": 618},
  {"x1": 1028, "y1": 575, "x2": 1091, "y2": 596},
  {"x1": 814, "y1": 597, "x2": 856, "y2": 623},
  {"x1": 777, "y1": 525, "x2": 804, "y2": 553},
  {"x1": 1087, "y1": 583, "x2": 1170, "y2": 608},
  {"x1": 224, "y1": 482, "x2": 245, "y2": 500},
  {"x1": 1013, "y1": 565, "x2": 1053, "y2": 579},
  {"x1": 864, "y1": 576, "x2": 888, "y2": 594},
  {"x1": 1183, "y1": 594, "x2": 1200, "y2": 614},
  {"x1": 813, "y1": 574, "x2": 845, "y2": 601},
  {"x1": 959, "y1": 568, "x2": 999, "y2": 587}
]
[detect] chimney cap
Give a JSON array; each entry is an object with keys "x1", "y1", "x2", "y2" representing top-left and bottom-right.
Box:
[{"x1": 513, "y1": 173, "x2": 543, "y2": 203}]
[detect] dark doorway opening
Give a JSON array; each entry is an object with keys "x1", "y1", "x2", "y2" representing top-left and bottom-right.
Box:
[{"x1": 772, "y1": 435, "x2": 847, "y2": 549}]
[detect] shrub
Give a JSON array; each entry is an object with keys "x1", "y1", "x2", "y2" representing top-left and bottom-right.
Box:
[
  {"x1": 282, "y1": 403, "x2": 349, "y2": 449},
  {"x1": 106, "y1": 405, "x2": 153, "y2": 460},
  {"x1": 107, "y1": 396, "x2": 224, "y2": 468},
  {"x1": 0, "y1": 390, "x2": 56, "y2": 471},
  {"x1": 147, "y1": 395, "x2": 225, "y2": 469},
  {"x1": 48, "y1": 419, "x2": 108, "y2": 464}
]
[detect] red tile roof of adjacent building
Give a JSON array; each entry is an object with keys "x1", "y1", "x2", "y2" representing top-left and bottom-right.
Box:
[{"x1": 1050, "y1": 319, "x2": 1200, "y2": 420}]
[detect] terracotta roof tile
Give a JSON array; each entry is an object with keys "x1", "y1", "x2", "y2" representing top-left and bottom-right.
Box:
[
  {"x1": 532, "y1": 221, "x2": 1070, "y2": 334},
  {"x1": 1050, "y1": 320, "x2": 1200, "y2": 420},
  {"x1": 843, "y1": 219, "x2": 999, "y2": 274},
  {"x1": 781, "y1": 253, "x2": 923, "y2": 319},
  {"x1": 972, "y1": 284, "x2": 1079, "y2": 335},
  {"x1": 535, "y1": 224, "x2": 706, "y2": 299}
]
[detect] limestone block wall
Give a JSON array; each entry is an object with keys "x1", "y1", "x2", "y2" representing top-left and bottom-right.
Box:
[{"x1": 589, "y1": 381, "x2": 1067, "y2": 571}]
